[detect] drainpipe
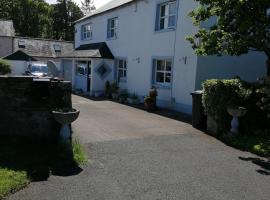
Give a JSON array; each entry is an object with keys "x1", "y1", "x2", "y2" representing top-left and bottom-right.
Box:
[{"x1": 170, "y1": 0, "x2": 180, "y2": 108}]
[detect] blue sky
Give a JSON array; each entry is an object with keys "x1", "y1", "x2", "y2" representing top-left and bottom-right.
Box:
[{"x1": 45, "y1": 0, "x2": 110, "y2": 8}]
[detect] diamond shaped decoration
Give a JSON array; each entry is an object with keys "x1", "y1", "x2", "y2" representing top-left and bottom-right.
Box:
[{"x1": 95, "y1": 62, "x2": 111, "y2": 80}]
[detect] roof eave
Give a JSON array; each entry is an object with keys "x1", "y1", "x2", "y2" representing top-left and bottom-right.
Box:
[{"x1": 75, "y1": 0, "x2": 137, "y2": 24}]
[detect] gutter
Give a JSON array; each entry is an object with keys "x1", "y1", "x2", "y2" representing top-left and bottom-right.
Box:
[{"x1": 75, "y1": 0, "x2": 138, "y2": 24}]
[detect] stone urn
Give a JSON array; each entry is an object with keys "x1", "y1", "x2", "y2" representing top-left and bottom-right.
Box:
[
  {"x1": 227, "y1": 106, "x2": 247, "y2": 135},
  {"x1": 52, "y1": 108, "x2": 80, "y2": 140}
]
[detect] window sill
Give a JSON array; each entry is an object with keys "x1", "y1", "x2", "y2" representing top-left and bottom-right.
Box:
[
  {"x1": 81, "y1": 37, "x2": 93, "y2": 41},
  {"x1": 106, "y1": 37, "x2": 117, "y2": 41},
  {"x1": 154, "y1": 27, "x2": 176, "y2": 34},
  {"x1": 119, "y1": 78, "x2": 127, "y2": 83},
  {"x1": 152, "y1": 83, "x2": 172, "y2": 90}
]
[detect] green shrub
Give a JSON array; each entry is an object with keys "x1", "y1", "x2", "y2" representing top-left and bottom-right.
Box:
[
  {"x1": 105, "y1": 81, "x2": 111, "y2": 95},
  {"x1": 202, "y1": 79, "x2": 251, "y2": 132},
  {"x1": 0, "y1": 59, "x2": 11, "y2": 75},
  {"x1": 256, "y1": 78, "x2": 270, "y2": 118},
  {"x1": 111, "y1": 81, "x2": 119, "y2": 93}
]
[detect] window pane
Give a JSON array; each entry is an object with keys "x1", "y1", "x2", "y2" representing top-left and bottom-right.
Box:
[
  {"x1": 119, "y1": 60, "x2": 123, "y2": 68},
  {"x1": 166, "y1": 60, "x2": 172, "y2": 71},
  {"x1": 169, "y1": 2, "x2": 176, "y2": 15},
  {"x1": 110, "y1": 29, "x2": 115, "y2": 37},
  {"x1": 118, "y1": 69, "x2": 123, "y2": 78},
  {"x1": 156, "y1": 60, "x2": 165, "y2": 70},
  {"x1": 159, "y1": 18, "x2": 165, "y2": 29},
  {"x1": 110, "y1": 19, "x2": 115, "y2": 28},
  {"x1": 160, "y1": 5, "x2": 166, "y2": 17},
  {"x1": 168, "y1": 16, "x2": 176, "y2": 27},
  {"x1": 165, "y1": 73, "x2": 171, "y2": 83},
  {"x1": 124, "y1": 70, "x2": 126, "y2": 77},
  {"x1": 156, "y1": 72, "x2": 165, "y2": 83}
]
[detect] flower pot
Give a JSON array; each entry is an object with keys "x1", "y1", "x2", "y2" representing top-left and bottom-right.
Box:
[
  {"x1": 127, "y1": 98, "x2": 139, "y2": 105},
  {"x1": 112, "y1": 93, "x2": 118, "y2": 100},
  {"x1": 144, "y1": 102, "x2": 155, "y2": 111}
]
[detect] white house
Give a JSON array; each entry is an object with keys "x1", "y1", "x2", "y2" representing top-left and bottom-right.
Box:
[{"x1": 61, "y1": 0, "x2": 266, "y2": 114}]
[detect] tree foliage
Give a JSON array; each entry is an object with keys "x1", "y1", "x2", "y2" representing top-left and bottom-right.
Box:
[
  {"x1": 187, "y1": 0, "x2": 270, "y2": 74},
  {"x1": 53, "y1": 0, "x2": 84, "y2": 40},
  {"x1": 0, "y1": 59, "x2": 11, "y2": 75},
  {"x1": 0, "y1": 0, "x2": 83, "y2": 40}
]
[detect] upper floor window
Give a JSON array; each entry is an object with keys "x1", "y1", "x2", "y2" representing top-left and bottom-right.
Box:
[
  {"x1": 53, "y1": 44, "x2": 61, "y2": 52},
  {"x1": 116, "y1": 59, "x2": 127, "y2": 82},
  {"x1": 156, "y1": 1, "x2": 177, "y2": 31},
  {"x1": 81, "y1": 23, "x2": 92, "y2": 40},
  {"x1": 18, "y1": 40, "x2": 26, "y2": 48},
  {"x1": 153, "y1": 58, "x2": 172, "y2": 87},
  {"x1": 107, "y1": 17, "x2": 118, "y2": 39}
]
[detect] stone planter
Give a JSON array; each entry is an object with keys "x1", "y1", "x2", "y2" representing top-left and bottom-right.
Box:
[
  {"x1": 227, "y1": 107, "x2": 247, "y2": 135},
  {"x1": 112, "y1": 93, "x2": 118, "y2": 100},
  {"x1": 127, "y1": 97, "x2": 140, "y2": 105},
  {"x1": 52, "y1": 109, "x2": 80, "y2": 140}
]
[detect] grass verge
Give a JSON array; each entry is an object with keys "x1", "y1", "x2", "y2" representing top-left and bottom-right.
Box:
[
  {"x1": 223, "y1": 133, "x2": 270, "y2": 157},
  {"x1": 0, "y1": 136, "x2": 87, "y2": 199}
]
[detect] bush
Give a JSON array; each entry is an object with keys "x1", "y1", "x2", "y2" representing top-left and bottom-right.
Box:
[
  {"x1": 0, "y1": 59, "x2": 11, "y2": 75},
  {"x1": 202, "y1": 79, "x2": 251, "y2": 132},
  {"x1": 256, "y1": 78, "x2": 270, "y2": 118}
]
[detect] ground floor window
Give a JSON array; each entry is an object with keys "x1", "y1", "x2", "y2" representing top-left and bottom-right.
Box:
[
  {"x1": 153, "y1": 58, "x2": 172, "y2": 87},
  {"x1": 76, "y1": 61, "x2": 91, "y2": 76},
  {"x1": 116, "y1": 59, "x2": 127, "y2": 82}
]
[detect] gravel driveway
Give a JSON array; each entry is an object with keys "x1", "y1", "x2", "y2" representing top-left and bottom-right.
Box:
[{"x1": 8, "y1": 95, "x2": 270, "y2": 200}]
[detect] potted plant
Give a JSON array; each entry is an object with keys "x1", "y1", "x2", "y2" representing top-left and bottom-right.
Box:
[
  {"x1": 118, "y1": 90, "x2": 129, "y2": 103},
  {"x1": 144, "y1": 87, "x2": 158, "y2": 111},
  {"x1": 105, "y1": 81, "x2": 111, "y2": 98},
  {"x1": 127, "y1": 93, "x2": 140, "y2": 105},
  {"x1": 111, "y1": 81, "x2": 119, "y2": 100}
]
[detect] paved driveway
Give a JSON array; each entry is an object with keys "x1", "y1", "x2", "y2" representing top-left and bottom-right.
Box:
[{"x1": 8, "y1": 95, "x2": 270, "y2": 200}]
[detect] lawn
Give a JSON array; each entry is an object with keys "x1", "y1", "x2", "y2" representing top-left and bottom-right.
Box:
[{"x1": 0, "y1": 136, "x2": 87, "y2": 199}]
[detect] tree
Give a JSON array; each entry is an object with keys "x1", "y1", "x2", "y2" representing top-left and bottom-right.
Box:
[
  {"x1": 0, "y1": 59, "x2": 11, "y2": 75},
  {"x1": 81, "y1": 0, "x2": 96, "y2": 15},
  {"x1": 0, "y1": 0, "x2": 53, "y2": 38},
  {"x1": 53, "y1": 0, "x2": 84, "y2": 40},
  {"x1": 187, "y1": 0, "x2": 270, "y2": 77}
]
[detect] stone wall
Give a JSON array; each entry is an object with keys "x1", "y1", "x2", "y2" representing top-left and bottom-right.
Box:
[{"x1": 0, "y1": 76, "x2": 72, "y2": 137}]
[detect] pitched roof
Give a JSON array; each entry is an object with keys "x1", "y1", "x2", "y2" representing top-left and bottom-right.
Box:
[
  {"x1": 3, "y1": 50, "x2": 37, "y2": 61},
  {"x1": 13, "y1": 37, "x2": 74, "y2": 58},
  {"x1": 59, "y1": 42, "x2": 114, "y2": 59},
  {"x1": 76, "y1": 0, "x2": 136, "y2": 23}
]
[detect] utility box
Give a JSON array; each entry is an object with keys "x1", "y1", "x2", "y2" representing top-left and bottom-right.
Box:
[{"x1": 190, "y1": 90, "x2": 207, "y2": 130}]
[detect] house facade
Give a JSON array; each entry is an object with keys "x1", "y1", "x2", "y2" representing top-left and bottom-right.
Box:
[{"x1": 66, "y1": 0, "x2": 266, "y2": 114}]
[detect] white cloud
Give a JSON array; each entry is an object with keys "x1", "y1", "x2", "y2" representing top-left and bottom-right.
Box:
[{"x1": 45, "y1": 0, "x2": 111, "y2": 8}]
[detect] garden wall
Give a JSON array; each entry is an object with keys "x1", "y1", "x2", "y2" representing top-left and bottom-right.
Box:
[{"x1": 0, "y1": 76, "x2": 72, "y2": 137}]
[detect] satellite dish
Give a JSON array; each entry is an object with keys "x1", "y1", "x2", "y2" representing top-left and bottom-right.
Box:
[{"x1": 47, "y1": 60, "x2": 59, "y2": 78}]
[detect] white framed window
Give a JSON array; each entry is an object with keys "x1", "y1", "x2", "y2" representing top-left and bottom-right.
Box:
[
  {"x1": 156, "y1": 1, "x2": 177, "y2": 31},
  {"x1": 116, "y1": 59, "x2": 127, "y2": 82},
  {"x1": 153, "y1": 58, "x2": 172, "y2": 86},
  {"x1": 81, "y1": 23, "x2": 92, "y2": 40},
  {"x1": 53, "y1": 44, "x2": 61, "y2": 52},
  {"x1": 107, "y1": 17, "x2": 118, "y2": 39},
  {"x1": 76, "y1": 61, "x2": 89, "y2": 75}
]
